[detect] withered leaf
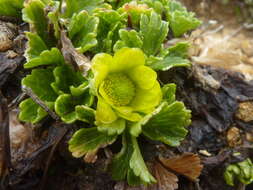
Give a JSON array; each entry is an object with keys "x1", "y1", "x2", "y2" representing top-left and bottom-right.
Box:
[
  {"x1": 60, "y1": 31, "x2": 91, "y2": 76},
  {"x1": 152, "y1": 162, "x2": 178, "y2": 190},
  {"x1": 159, "y1": 153, "x2": 203, "y2": 181}
]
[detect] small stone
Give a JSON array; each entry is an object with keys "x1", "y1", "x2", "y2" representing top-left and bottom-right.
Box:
[
  {"x1": 246, "y1": 132, "x2": 253, "y2": 142},
  {"x1": 199, "y1": 150, "x2": 212, "y2": 157},
  {"x1": 226, "y1": 127, "x2": 242, "y2": 147},
  {"x1": 235, "y1": 101, "x2": 253, "y2": 122},
  {"x1": 0, "y1": 21, "x2": 17, "y2": 52},
  {"x1": 6, "y1": 50, "x2": 18, "y2": 58}
]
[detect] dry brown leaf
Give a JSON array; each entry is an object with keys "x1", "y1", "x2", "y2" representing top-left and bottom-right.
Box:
[
  {"x1": 226, "y1": 127, "x2": 242, "y2": 147},
  {"x1": 152, "y1": 162, "x2": 178, "y2": 190},
  {"x1": 159, "y1": 153, "x2": 203, "y2": 181},
  {"x1": 235, "y1": 101, "x2": 253, "y2": 122},
  {"x1": 60, "y1": 31, "x2": 91, "y2": 76},
  {"x1": 84, "y1": 149, "x2": 98, "y2": 163}
]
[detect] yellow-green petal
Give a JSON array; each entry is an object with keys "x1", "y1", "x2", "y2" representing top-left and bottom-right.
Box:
[
  {"x1": 96, "y1": 97, "x2": 117, "y2": 124},
  {"x1": 91, "y1": 53, "x2": 112, "y2": 88},
  {"x1": 109, "y1": 48, "x2": 145, "y2": 73},
  {"x1": 130, "y1": 81, "x2": 162, "y2": 113},
  {"x1": 127, "y1": 65, "x2": 157, "y2": 90}
]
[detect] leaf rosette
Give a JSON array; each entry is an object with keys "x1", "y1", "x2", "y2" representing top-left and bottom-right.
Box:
[{"x1": 91, "y1": 47, "x2": 162, "y2": 133}]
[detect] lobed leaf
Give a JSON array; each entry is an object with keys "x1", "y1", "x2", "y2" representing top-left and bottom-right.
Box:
[
  {"x1": 142, "y1": 101, "x2": 191, "y2": 147},
  {"x1": 51, "y1": 65, "x2": 86, "y2": 95},
  {"x1": 224, "y1": 159, "x2": 253, "y2": 186},
  {"x1": 68, "y1": 127, "x2": 117, "y2": 158},
  {"x1": 19, "y1": 98, "x2": 54, "y2": 123},
  {"x1": 54, "y1": 92, "x2": 93, "y2": 123},
  {"x1": 24, "y1": 48, "x2": 64, "y2": 68},
  {"x1": 168, "y1": 41, "x2": 190, "y2": 58},
  {"x1": 75, "y1": 105, "x2": 95, "y2": 123},
  {"x1": 22, "y1": 68, "x2": 58, "y2": 102},
  {"x1": 22, "y1": 0, "x2": 51, "y2": 44},
  {"x1": 168, "y1": 1, "x2": 201, "y2": 37},
  {"x1": 113, "y1": 29, "x2": 143, "y2": 52},
  {"x1": 129, "y1": 135, "x2": 156, "y2": 185},
  {"x1": 142, "y1": 0, "x2": 170, "y2": 16},
  {"x1": 54, "y1": 94, "x2": 77, "y2": 123},
  {"x1": 47, "y1": 1, "x2": 61, "y2": 39},
  {"x1": 111, "y1": 132, "x2": 156, "y2": 185},
  {"x1": 25, "y1": 32, "x2": 48, "y2": 61},
  {"x1": 162, "y1": 83, "x2": 176, "y2": 104},
  {"x1": 68, "y1": 11, "x2": 99, "y2": 53},
  {"x1": 150, "y1": 55, "x2": 190, "y2": 71},
  {"x1": 140, "y1": 11, "x2": 169, "y2": 56},
  {"x1": 97, "y1": 118, "x2": 126, "y2": 136},
  {"x1": 64, "y1": 0, "x2": 104, "y2": 18},
  {"x1": 93, "y1": 8, "x2": 127, "y2": 53}
]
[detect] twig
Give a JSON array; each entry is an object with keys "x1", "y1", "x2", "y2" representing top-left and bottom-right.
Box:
[
  {"x1": 39, "y1": 125, "x2": 68, "y2": 190},
  {"x1": 244, "y1": 23, "x2": 253, "y2": 30},
  {"x1": 0, "y1": 91, "x2": 11, "y2": 189},
  {"x1": 237, "y1": 183, "x2": 246, "y2": 190},
  {"x1": 195, "y1": 179, "x2": 202, "y2": 190},
  {"x1": 200, "y1": 25, "x2": 224, "y2": 37},
  {"x1": 8, "y1": 92, "x2": 26, "y2": 110},
  {"x1": 22, "y1": 86, "x2": 60, "y2": 121}
]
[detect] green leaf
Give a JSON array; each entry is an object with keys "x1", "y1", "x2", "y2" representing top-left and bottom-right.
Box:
[
  {"x1": 140, "y1": 11, "x2": 169, "y2": 55},
  {"x1": 68, "y1": 11, "x2": 99, "y2": 53},
  {"x1": 51, "y1": 65, "x2": 85, "y2": 95},
  {"x1": 25, "y1": 32, "x2": 48, "y2": 61},
  {"x1": 142, "y1": 0, "x2": 167, "y2": 15},
  {"x1": 22, "y1": 0, "x2": 51, "y2": 44},
  {"x1": 113, "y1": 29, "x2": 143, "y2": 52},
  {"x1": 64, "y1": 0, "x2": 104, "y2": 18},
  {"x1": 93, "y1": 8, "x2": 127, "y2": 53},
  {"x1": 22, "y1": 68, "x2": 58, "y2": 102},
  {"x1": 162, "y1": 83, "x2": 176, "y2": 104},
  {"x1": 111, "y1": 131, "x2": 156, "y2": 185},
  {"x1": 0, "y1": 0, "x2": 24, "y2": 17},
  {"x1": 55, "y1": 94, "x2": 77, "y2": 123},
  {"x1": 68, "y1": 127, "x2": 117, "y2": 158},
  {"x1": 142, "y1": 101, "x2": 191, "y2": 146},
  {"x1": 168, "y1": 41, "x2": 190, "y2": 58},
  {"x1": 70, "y1": 81, "x2": 89, "y2": 97},
  {"x1": 111, "y1": 132, "x2": 133, "y2": 181},
  {"x1": 24, "y1": 48, "x2": 64, "y2": 68},
  {"x1": 75, "y1": 105, "x2": 95, "y2": 123},
  {"x1": 19, "y1": 98, "x2": 54, "y2": 123},
  {"x1": 150, "y1": 55, "x2": 191, "y2": 71},
  {"x1": 97, "y1": 118, "x2": 126, "y2": 135},
  {"x1": 129, "y1": 135, "x2": 156, "y2": 185},
  {"x1": 168, "y1": 1, "x2": 201, "y2": 37},
  {"x1": 224, "y1": 159, "x2": 253, "y2": 186},
  {"x1": 54, "y1": 91, "x2": 93, "y2": 123},
  {"x1": 47, "y1": 1, "x2": 61, "y2": 39}
]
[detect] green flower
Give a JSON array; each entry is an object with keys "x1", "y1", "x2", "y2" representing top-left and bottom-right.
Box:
[{"x1": 91, "y1": 48, "x2": 162, "y2": 127}]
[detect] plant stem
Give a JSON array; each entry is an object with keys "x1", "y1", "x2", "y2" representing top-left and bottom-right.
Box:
[{"x1": 237, "y1": 183, "x2": 246, "y2": 190}]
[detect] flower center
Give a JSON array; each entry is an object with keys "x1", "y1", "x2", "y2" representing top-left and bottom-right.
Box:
[{"x1": 102, "y1": 73, "x2": 135, "y2": 106}]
